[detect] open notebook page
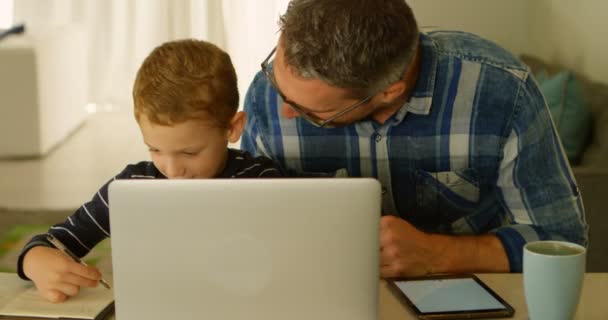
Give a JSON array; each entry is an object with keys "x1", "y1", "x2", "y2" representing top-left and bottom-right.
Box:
[{"x1": 0, "y1": 282, "x2": 114, "y2": 320}]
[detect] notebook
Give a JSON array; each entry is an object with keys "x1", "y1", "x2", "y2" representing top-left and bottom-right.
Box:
[
  {"x1": 0, "y1": 273, "x2": 114, "y2": 320},
  {"x1": 109, "y1": 178, "x2": 381, "y2": 320}
]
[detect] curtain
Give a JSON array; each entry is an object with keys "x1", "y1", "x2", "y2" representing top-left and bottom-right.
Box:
[{"x1": 13, "y1": 0, "x2": 289, "y2": 111}]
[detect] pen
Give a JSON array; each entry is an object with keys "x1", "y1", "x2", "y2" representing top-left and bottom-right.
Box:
[{"x1": 46, "y1": 233, "x2": 111, "y2": 289}]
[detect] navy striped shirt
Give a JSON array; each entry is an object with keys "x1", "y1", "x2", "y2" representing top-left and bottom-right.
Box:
[
  {"x1": 241, "y1": 31, "x2": 588, "y2": 272},
  {"x1": 17, "y1": 149, "x2": 280, "y2": 279}
]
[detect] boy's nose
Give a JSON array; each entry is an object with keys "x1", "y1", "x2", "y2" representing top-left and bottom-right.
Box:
[
  {"x1": 165, "y1": 162, "x2": 186, "y2": 179},
  {"x1": 282, "y1": 103, "x2": 300, "y2": 119}
]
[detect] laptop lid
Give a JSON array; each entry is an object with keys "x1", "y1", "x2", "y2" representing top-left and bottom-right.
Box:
[{"x1": 109, "y1": 178, "x2": 380, "y2": 320}]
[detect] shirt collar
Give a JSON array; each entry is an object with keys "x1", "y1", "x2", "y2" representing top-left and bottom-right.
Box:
[{"x1": 392, "y1": 33, "x2": 438, "y2": 124}]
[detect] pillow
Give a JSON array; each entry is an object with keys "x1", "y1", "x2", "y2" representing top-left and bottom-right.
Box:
[{"x1": 536, "y1": 71, "x2": 592, "y2": 165}]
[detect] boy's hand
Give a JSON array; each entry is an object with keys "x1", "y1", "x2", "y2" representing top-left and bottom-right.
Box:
[{"x1": 22, "y1": 246, "x2": 102, "y2": 303}]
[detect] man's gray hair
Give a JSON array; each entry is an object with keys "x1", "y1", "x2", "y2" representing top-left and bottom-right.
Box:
[{"x1": 279, "y1": 0, "x2": 419, "y2": 97}]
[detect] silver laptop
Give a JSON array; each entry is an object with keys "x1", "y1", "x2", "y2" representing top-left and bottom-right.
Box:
[{"x1": 109, "y1": 178, "x2": 380, "y2": 320}]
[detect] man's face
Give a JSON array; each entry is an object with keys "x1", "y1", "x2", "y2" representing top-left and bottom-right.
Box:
[
  {"x1": 138, "y1": 116, "x2": 229, "y2": 179},
  {"x1": 271, "y1": 45, "x2": 377, "y2": 127}
]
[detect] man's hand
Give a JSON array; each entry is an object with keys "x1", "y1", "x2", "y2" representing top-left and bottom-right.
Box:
[
  {"x1": 379, "y1": 215, "x2": 509, "y2": 278},
  {"x1": 23, "y1": 246, "x2": 102, "y2": 303},
  {"x1": 380, "y1": 215, "x2": 444, "y2": 277}
]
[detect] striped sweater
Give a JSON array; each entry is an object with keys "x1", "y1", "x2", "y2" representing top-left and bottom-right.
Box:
[{"x1": 17, "y1": 149, "x2": 281, "y2": 279}]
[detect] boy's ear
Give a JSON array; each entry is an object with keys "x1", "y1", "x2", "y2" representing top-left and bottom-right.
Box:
[{"x1": 227, "y1": 111, "x2": 246, "y2": 143}]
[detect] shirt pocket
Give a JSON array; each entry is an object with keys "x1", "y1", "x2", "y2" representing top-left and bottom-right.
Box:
[{"x1": 412, "y1": 168, "x2": 480, "y2": 232}]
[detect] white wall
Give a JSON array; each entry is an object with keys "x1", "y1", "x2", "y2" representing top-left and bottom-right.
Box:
[
  {"x1": 408, "y1": 0, "x2": 608, "y2": 84},
  {"x1": 408, "y1": 0, "x2": 532, "y2": 56},
  {"x1": 0, "y1": 0, "x2": 14, "y2": 29},
  {"x1": 529, "y1": 0, "x2": 608, "y2": 83}
]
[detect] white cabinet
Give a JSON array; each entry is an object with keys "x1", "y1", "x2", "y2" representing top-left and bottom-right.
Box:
[{"x1": 0, "y1": 25, "x2": 87, "y2": 158}]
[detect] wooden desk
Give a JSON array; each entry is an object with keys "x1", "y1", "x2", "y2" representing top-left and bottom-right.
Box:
[
  {"x1": 2, "y1": 273, "x2": 606, "y2": 319},
  {"x1": 380, "y1": 273, "x2": 608, "y2": 319}
]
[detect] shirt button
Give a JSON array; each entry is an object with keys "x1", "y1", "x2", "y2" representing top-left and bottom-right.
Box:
[{"x1": 375, "y1": 134, "x2": 382, "y2": 142}]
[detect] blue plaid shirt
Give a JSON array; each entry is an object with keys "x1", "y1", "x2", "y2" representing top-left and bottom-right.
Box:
[{"x1": 241, "y1": 31, "x2": 588, "y2": 272}]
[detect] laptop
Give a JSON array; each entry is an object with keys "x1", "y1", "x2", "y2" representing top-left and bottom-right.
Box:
[{"x1": 109, "y1": 178, "x2": 381, "y2": 320}]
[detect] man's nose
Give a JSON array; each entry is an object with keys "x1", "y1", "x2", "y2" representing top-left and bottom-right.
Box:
[{"x1": 282, "y1": 103, "x2": 300, "y2": 119}]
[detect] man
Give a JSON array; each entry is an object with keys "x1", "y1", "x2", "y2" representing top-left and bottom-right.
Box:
[{"x1": 241, "y1": 0, "x2": 588, "y2": 277}]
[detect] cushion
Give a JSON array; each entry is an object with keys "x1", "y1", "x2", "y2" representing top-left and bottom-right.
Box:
[
  {"x1": 521, "y1": 54, "x2": 608, "y2": 168},
  {"x1": 536, "y1": 70, "x2": 592, "y2": 164}
]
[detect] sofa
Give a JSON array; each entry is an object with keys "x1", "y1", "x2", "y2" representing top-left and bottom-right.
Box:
[
  {"x1": 571, "y1": 72, "x2": 608, "y2": 273},
  {"x1": 521, "y1": 55, "x2": 608, "y2": 272}
]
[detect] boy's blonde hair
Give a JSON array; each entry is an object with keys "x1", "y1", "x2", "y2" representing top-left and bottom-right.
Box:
[{"x1": 133, "y1": 39, "x2": 239, "y2": 128}]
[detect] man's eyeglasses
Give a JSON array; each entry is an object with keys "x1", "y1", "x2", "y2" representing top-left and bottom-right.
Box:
[{"x1": 261, "y1": 47, "x2": 374, "y2": 128}]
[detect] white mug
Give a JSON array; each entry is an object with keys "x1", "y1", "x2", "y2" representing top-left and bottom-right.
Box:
[{"x1": 523, "y1": 241, "x2": 586, "y2": 320}]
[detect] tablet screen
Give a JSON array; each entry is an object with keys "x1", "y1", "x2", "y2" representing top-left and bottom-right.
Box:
[{"x1": 394, "y1": 278, "x2": 507, "y2": 313}]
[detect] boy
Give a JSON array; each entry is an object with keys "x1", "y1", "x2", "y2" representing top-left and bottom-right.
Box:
[{"x1": 17, "y1": 39, "x2": 281, "y2": 303}]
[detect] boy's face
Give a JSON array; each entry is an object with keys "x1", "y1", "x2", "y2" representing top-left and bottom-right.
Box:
[{"x1": 138, "y1": 115, "x2": 239, "y2": 179}]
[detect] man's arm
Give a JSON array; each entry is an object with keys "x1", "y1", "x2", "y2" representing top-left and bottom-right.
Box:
[
  {"x1": 490, "y1": 75, "x2": 587, "y2": 272},
  {"x1": 380, "y1": 215, "x2": 508, "y2": 277},
  {"x1": 380, "y1": 74, "x2": 587, "y2": 277}
]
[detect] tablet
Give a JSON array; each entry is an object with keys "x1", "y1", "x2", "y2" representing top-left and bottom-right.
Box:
[{"x1": 387, "y1": 274, "x2": 515, "y2": 319}]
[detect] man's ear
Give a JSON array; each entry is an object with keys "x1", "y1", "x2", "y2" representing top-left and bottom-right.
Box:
[
  {"x1": 378, "y1": 81, "x2": 407, "y2": 104},
  {"x1": 227, "y1": 111, "x2": 246, "y2": 143}
]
